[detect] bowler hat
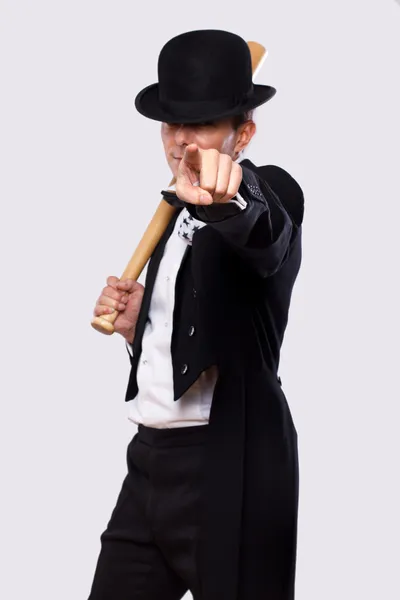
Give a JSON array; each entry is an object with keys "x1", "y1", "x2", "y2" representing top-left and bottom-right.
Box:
[{"x1": 134, "y1": 29, "x2": 276, "y2": 124}]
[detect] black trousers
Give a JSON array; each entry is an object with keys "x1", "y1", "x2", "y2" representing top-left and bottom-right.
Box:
[{"x1": 87, "y1": 423, "x2": 209, "y2": 600}]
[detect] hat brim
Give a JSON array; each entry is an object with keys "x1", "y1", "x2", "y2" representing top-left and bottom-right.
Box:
[{"x1": 134, "y1": 83, "x2": 276, "y2": 124}]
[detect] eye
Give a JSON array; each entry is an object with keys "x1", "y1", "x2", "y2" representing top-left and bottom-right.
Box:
[{"x1": 196, "y1": 121, "x2": 215, "y2": 127}]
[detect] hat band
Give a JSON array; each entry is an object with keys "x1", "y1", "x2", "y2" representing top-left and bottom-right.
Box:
[{"x1": 159, "y1": 85, "x2": 254, "y2": 119}]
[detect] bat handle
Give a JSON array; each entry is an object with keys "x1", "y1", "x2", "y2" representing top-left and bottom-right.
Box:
[{"x1": 91, "y1": 310, "x2": 118, "y2": 335}]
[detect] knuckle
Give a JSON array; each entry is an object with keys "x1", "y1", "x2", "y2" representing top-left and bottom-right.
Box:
[
  {"x1": 119, "y1": 278, "x2": 131, "y2": 286},
  {"x1": 215, "y1": 184, "x2": 228, "y2": 197},
  {"x1": 202, "y1": 182, "x2": 215, "y2": 193},
  {"x1": 106, "y1": 275, "x2": 118, "y2": 287},
  {"x1": 227, "y1": 187, "x2": 237, "y2": 198}
]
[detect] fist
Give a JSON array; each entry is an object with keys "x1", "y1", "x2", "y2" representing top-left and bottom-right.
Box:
[
  {"x1": 93, "y1": 276, "x2": 144, "y2": 344},
  {"x1": 176, "y1": 144, "x2": 242, "y2": 206}
]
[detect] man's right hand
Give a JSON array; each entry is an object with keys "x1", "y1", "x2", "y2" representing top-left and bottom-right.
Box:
[{"x1": 93, "y1": 276, "x2": 144, "y2": 344}]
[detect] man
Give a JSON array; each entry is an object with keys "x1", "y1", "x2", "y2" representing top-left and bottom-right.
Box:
[{"x1": 89, "y1": 29, "x2": 304, "y2": 600}]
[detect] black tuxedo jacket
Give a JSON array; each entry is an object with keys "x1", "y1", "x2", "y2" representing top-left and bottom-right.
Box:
[{"x1": 124, "y1": 159, "x2": 304, "y2": 600}]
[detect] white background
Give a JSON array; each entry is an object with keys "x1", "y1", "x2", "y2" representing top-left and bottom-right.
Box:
[{"x1": 1, "y1": 1, "x2": 399, "y2": 598}]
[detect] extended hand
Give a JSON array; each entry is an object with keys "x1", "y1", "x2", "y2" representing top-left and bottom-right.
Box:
[{"x1": 175, "y1": 144, "x2": 243, "y2": 205}]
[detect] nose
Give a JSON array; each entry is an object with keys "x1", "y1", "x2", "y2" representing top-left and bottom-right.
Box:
[{"x1": 174, "y1": 124, "x2": 195, "y2": 147}]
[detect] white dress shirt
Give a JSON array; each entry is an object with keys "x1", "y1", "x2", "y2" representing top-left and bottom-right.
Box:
[{"x1": 126, "y1": 181, "x2": 246, "y2": 429}]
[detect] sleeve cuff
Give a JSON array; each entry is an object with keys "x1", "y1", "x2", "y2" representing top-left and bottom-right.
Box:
[
  {"x1": 185, "y1": 171, "x2": 269, "y2": 245},
  {"x1": 230, "y1": 191, "x2": 247, "y2": 210},
  {"x1": 192, "y1": 190, "x2": 248, "y2": 223}
]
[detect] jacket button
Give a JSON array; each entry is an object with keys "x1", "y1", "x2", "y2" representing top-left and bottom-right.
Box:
[
  {"x1": 192, "y1": 288, "x2": 197, "y2": 298},
  {"x1": 181, "y1": 364, "x2": 188, "y2": 375},
  {"x1": 188, "y1": 325, "x2": 195, "y2": 337}
]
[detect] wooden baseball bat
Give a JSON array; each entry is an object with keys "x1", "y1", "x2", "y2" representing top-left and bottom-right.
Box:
[{"x1": 91, "y1": 41, "x2": 267, "y2": 334}]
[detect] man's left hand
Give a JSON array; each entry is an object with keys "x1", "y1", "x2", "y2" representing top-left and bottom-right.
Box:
[{"x1": 175, "y1": 144, "x2": 243, "y2": 205}]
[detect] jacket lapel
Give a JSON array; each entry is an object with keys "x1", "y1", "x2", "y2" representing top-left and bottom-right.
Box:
[{"x1": 130, "y1": 206, "x2": 182, "y2": 358}]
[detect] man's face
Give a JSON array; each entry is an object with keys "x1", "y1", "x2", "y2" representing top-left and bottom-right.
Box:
[{"x1": 161, "y1": 117, "x2": 251, "y2": 179}]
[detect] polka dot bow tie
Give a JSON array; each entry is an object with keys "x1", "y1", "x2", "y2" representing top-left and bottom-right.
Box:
[
  {"x1": 160, "y1": 183, "x2": 206, "y2": 246},
  {"x1": 177, "y1": 209, "x2": 206, "y2": 245}
]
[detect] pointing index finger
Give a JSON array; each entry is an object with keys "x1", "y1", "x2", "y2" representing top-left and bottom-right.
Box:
[{"x1": 183, "y1": 143, "x2": 202, "y2": 169}]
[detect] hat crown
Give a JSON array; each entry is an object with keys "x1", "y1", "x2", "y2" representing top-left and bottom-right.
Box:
[
  {"x1": 157, "y1": 30, "x2": 253, "y2": 103},
  {"x1": 134, "y1": 29, "x2": 276, "y2": 124}
]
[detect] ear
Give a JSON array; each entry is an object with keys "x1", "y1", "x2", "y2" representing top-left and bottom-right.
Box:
[{"x1": 234, "y1": 121, "x2": 256, "y2": 157}]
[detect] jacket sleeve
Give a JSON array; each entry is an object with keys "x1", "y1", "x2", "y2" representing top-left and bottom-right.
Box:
[{"x1": 184, "y1": 164, "x2": 299, "y2": 278}]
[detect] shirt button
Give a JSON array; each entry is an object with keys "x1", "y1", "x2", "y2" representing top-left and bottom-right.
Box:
[
  {"x1": 188, "y1": 325, "x2": 195, "y2": 337},
  {"x1": 181, "y1": 364, "x2": 188, "y2": 375},
  {"x1": 142, "y1": 359, "x2": 148, "y2": 365}
]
